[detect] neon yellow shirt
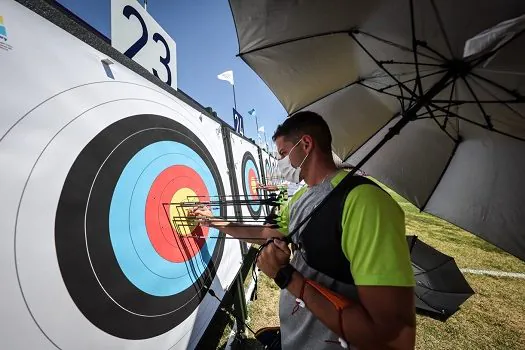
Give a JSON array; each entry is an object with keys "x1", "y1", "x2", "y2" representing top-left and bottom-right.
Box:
[{"x1": 277, "y1": 171, "x2": 414, "y2": 287}]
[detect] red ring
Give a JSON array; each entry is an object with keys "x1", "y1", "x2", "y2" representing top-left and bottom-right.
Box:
[{"x1": 145, "y1": 165, "x2": 209, "y2": 262}]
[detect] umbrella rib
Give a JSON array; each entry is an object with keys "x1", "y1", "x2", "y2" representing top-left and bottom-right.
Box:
[
  {"x1": 425, "y1": 105, "x2": 459, "y2": 142},
  {"x1": 430, "y1": 0, "x2": 455, "y2": 58},
  {"x1": 349, "y1": 32, "x2": 420, "y2": 100},
  {"x1": 379, "y1": 60, "x2": 443, "y2": 67},
  {"x1": 432, "y1": 99, "x2": 522, "y2": 105},
  {"x1": 407, "y1": 77, "x2": 420, "y2": 110},
  {"x1": 416, "y1": 115, "x2": 448, "y2": 120},
  {"x1": 356, "y1": 30, "x2": 444, "y2": 62},
  {"x1": 414, "y1": 292, "x2": 443, "y2": 315},
  {"x1": 468, "y1": 75, "x2": 525, "y2": 121},
  {"x1": 476, "y1": 68, "x2": 525, "y2": 77},
  {"x1": 469, "y1": 72, "x2": 522, "y2": 99},
  {"x1": 461, "y1": 76, "x2": 493, "y2": 129},
  {"x1": 429, "y1": 102, "x2": 525, "y2": 142},
  {"x1": 413, "y1": 258, "x2": 454, "y2": 277},
  {"x1": 359, "y1": 82, "x2": 416, "y2": 102},
  {"x1": 409, "y1": 0, "x2": 424, "y2": 96},
  {"x1": 398, "y1": 82, "x2": 407, "y2": 115},
  {"x1": 417, "y1": 42, "x2": 449, "y2": 61},
  {"x1": 363, "y1": 75, "x2": 455, "y2": 104},
  {"x1": 376, "y1": 69, "x2": 447, "y2": 93},
  {"x1": 366, "y1": 67, "x2": 438, "y2": 81}
]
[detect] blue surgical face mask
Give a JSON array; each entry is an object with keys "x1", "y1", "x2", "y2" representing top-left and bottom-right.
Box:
[{"x1": 277, "y1": 139, "x2": 309, "y2": 183}]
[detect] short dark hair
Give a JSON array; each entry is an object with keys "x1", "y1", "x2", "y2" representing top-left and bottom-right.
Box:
[{"x1": 272, "y1": 111, "x2": 332, "y2": 153}]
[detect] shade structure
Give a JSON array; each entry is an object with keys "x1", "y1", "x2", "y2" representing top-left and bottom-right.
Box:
[
  {"x1": 407, "y1": 236, "x2": 474, "y2": 321},
  {"x1": 229, "y1": 0, "x2": 525, "y2": 261}
]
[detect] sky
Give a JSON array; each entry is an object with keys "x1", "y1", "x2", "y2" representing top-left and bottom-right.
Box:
[{"x1": 56, "y1": 0, "x2": 286, "y2": 145}]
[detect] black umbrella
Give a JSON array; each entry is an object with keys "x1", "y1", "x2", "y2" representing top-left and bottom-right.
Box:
[{"x1": 406, "y1": 235, "x2": 474, "y2": 321}]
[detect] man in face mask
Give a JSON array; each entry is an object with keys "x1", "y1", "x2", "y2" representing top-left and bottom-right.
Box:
[{"x1": 190, "y1": 111, "x2": 415, "y2": 350}]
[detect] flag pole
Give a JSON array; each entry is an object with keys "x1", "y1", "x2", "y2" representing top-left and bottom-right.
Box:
[{"x1": 232, "y1": 83, "x2": 237, "y2": 110}]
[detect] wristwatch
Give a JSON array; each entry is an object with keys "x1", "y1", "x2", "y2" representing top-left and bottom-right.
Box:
[{"x1": 274, "y1": 264, "x2": 296, "y2": 289}]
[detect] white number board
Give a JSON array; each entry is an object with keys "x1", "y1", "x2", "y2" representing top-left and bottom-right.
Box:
[{"x1": 111, "y1": 0, "x2": 177, "y2": 89}]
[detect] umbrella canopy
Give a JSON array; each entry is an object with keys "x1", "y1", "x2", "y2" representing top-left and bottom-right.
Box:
[
  {"x1": 229, "y1": 0, "x2": 525, "y2": 261},
  {"x1": 407, "y1": 236, "x2": 474, "y2": 321}
]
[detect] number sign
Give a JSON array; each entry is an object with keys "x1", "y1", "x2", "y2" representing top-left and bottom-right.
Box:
[{"x1": 111, "y1": 0, "x2": 177, "y2": 89}]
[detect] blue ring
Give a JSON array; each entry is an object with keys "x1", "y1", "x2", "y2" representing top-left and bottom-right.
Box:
[
  {"x1": 109, "y1": 141, "x2": 219, "y2": 296},
  {"x1": 244, "y1": 158, "x2": 261, "y2": 212}
]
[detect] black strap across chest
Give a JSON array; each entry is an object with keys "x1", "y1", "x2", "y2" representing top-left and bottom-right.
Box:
[{"x1": 294, "y1": 175, "x2": 380, "y2": 284}]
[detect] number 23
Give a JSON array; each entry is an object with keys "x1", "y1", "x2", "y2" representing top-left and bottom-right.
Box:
[{"x1": 122, "y1": 5, "x2": 172, "y2": 86}]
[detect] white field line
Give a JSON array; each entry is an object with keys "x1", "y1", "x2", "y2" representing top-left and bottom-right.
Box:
[{"x1": 461, "y1": 268, "x2": 525, "y2": 279}]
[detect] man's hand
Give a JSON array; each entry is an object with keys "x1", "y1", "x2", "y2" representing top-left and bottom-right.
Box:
[
  {"x1": 256, "y1": 238, "x2": 291, "y2": 278},
  {"x1": 188, "y1": 205, "x2": 224, "y2": 227}
]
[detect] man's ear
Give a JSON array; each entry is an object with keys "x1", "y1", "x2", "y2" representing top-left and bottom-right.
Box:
[{"x1": 302, "y1": 135, "x2": 314, "y2": 153}]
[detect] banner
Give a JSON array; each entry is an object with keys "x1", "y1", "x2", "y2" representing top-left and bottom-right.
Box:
[{"x1": 233, "y1": 108, "x2": 245, "y2": 135}]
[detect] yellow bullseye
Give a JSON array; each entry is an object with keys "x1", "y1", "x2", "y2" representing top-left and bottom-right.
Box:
[
  {"x1": 250, "y1": 177, "x2": 258, "y2": 196},
  {"x1": 170, "y1": 188, "x2": 199, "y2": 236}
]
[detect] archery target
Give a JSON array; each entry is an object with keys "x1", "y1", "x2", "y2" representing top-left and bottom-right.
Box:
[
  {"x1": 228, "y1": 132, "x2": 266, "y2": 221},
  {"x1": 0, "y1": 2, "x2": 243, "y2": 347},
  {"x1": 55, "y1": 115, "x2": 225, "y2": 335}
]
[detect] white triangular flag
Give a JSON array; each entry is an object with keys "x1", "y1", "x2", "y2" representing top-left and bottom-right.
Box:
[
  {"x1": 258, "y1": 126, "x2": 265, "y2": 133},
  {"x1": 217, "y1": 70, "x2": 234, "y2": 85}
]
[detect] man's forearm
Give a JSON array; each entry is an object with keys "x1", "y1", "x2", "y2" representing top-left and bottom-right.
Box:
[
  {"x1": 209, "y1": 222, "x2": 282, "y2": 244},
  {"x1": 286, "y1": 272, "x2": 414, "y2": 349}
]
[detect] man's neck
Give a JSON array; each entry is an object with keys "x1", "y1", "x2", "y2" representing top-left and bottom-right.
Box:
[{"x1": 303, "y1": 159, "x2": 338, "y2": 186}]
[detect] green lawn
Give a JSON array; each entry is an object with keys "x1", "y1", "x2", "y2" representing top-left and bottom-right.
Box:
[{"x1": 203, "y1": 183, "x2": 525, "y2": 349}]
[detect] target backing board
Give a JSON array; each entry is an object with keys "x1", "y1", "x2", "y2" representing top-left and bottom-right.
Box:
[
  {"x1": 0, "y1": 1, "x2": 243, "y2": 349},
  {"x1": 227, "y1": 132, "x2": 267, "y2": 222}
]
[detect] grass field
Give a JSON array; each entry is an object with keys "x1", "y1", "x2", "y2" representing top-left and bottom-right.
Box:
[{"x1": 204, "y1": 183, "x2": 525, "y2": 349}]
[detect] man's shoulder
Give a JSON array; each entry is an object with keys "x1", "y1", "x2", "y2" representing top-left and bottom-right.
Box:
[{"x1": 341, "y1": 178, "x2": 403, "y2": 219}]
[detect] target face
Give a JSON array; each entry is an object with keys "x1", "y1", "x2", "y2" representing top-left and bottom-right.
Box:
[
  {"x1": 241, "y1": 151, "x2": 263, "y2": 219},
  {"x1": 55, "y1": 115, "x2": 225, "y2": 339}
]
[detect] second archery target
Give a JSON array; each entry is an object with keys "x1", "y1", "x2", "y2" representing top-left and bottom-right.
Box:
[
  {"x1": 228, "y1": 132, "x2": 266, "y2": 222},
  {"x1": 241, "y1": 151, "x2": 263, "y2": 218}
]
